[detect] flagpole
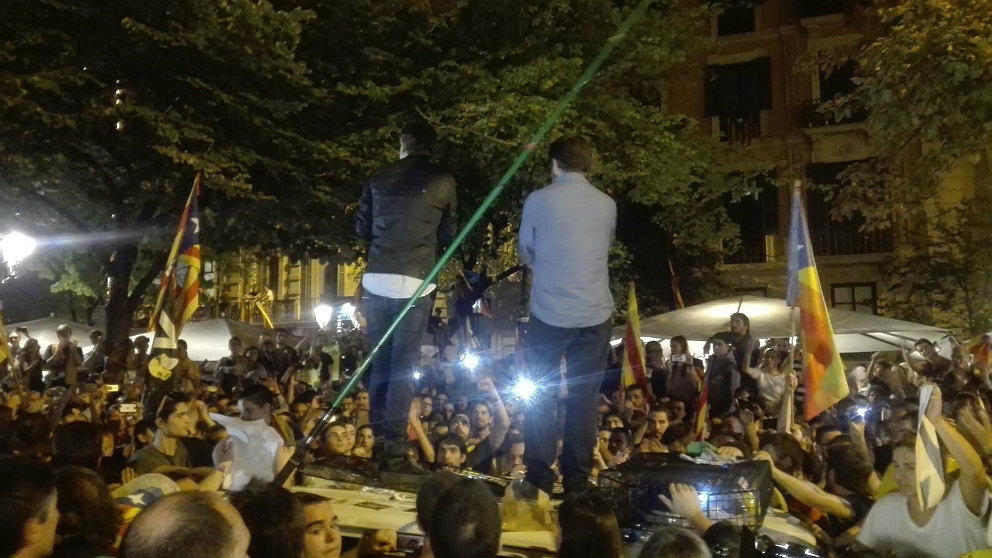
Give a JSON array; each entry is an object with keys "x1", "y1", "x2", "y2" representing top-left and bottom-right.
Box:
[{"x1": 780, "y1": 306, "x2": 797, "y2": 433}]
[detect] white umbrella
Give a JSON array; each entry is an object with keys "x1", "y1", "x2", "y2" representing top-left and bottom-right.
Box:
[{"x1": 612, "y1": 295, "x2": 951, "y2": 356}]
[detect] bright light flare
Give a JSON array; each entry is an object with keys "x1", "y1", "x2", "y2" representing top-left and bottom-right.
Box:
[
  {"x1": 340, "y1": 303, "x2": 356, "y2": 320},
  {"x1": 856, "y1": 407, "x2": 868, "y2": 418},
  {"x1": 412, "y1": 370, "x2": 422, "y2": 381},
  {"x1": 461, "y1": 352, "x2": 480, "y2": 371},
  {"x1": 1, "y1": 232, "x2": 36, "y2": 268},
  {"x1": 314, "y1": 304, "x2": 334, "y2": 330},
  {"x1": 512, "y1": 378, "x2": 537, "y2": 401},
  {"x1": 697, "y1": 491, "x2": 709, "y2": 506}
]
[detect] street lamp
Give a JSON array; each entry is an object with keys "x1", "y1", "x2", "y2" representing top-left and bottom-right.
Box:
[
  {"x1": 314, "y1": 304, "x2": 334, "y2": 330},
  {"x1": 1, "y1": 232, "x2": 36, "y2": 269}
]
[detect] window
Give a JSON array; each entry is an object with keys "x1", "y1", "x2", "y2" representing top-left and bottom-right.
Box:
[
  {"x1": 831, "y1": 283, "x2": 876, "y2": 314},
  {"x1": 725, "y1": 174, "x2": 779, "y2": 264},
  {"x1": 797, "y1": 0, "x2": 846, "y2": 19},
  {"x1": 801, "y1": 61, "x2": 866, "y2": 127},
  {"x1": 717, "y1": 4, "x2": 755, "y2": 36},
  {"x1": 805, "y1": 162, "x2": 893, "y2": 256},
  {"x1": 704, "y1": 57, "x2": 772, "y2": 143},
  {"x1": 818, "y1": 60, "x2": 857, "y2": 101}
]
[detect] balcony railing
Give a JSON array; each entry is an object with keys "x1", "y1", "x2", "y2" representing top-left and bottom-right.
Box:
[
  {"x1": 800, "y1": 99, "x2": 866, "y2": 128},
  {"x1": 809, "y1": 227, "x2": 893, "y2": 256},
  {"x1": 725, "y1": 240, "x2": 768, "y2": 265}
]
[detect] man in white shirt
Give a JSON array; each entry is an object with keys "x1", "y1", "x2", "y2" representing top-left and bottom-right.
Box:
[
  {"x1": 518, "y1": 136, "x2": 615, "y2": 496},
  {"x1": 355, "y1": 122, "x2": 457, "y2": 468},
  {"x1": 857, "y1": 385, "x2": 988, "y2": 557}
]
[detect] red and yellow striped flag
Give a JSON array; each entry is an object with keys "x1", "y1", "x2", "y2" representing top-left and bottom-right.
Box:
[
  {"x1": 786, "y1": 182, "x2": 849, "y2": 420},
  {"x1": 694, "y1": 372, "x2": 709, "y2": 440},
  {"x1": 147, "y1": 174, "x2": 202, "y2": 384},
  {"x1": 621, "y1": 283, "x2": 649, "y2": 395}
]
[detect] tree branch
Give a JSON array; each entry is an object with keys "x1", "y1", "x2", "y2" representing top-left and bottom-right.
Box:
[{"x1": 127, "y1": 252, "x2": 168, "y2": 311}]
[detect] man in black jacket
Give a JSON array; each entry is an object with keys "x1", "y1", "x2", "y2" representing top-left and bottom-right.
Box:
[{"x1": 356, "y1": 122, "x2": 457, "y2": 468}]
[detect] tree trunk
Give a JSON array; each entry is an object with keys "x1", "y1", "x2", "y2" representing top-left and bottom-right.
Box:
[{"x1": 104, "y1": 243, "x2": 139, "y2": 377}]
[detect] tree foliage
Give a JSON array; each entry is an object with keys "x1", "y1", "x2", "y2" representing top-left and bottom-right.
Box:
[
  {"x1": 882, "y1": 205, "x2": 992, "y2": 336},
  {"x1": 0, "y1": 0, "x2": 337, "y2": 361},
  {"x1": 1, "y1": 0, "x2": 768, "y2": 346},
  {"x1": 815, "y1": 0, "x2": 992, "y2": 225},
  {"x1": 293, "y1": 0, "x2": 766, "y2": 312}
]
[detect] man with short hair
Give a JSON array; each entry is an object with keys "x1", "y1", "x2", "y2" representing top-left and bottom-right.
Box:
[
  {"x1": 356, "y1": 122, "x2": 457, "y2": 470},
  {"x1": 323, "y1": 424, "x2": 352, "y2": 456},
  {"x1": 913, "y1": 338, "x2": 952, "y2": 379},
  {"x1": 173, "y1": 339, "x2": 201, "y2": 394},
  {"x1": 428, "y1": 479, "x2": 501, "y2": 558},
  {"x1": 465, "y1": 377, "x2": 509, "y2": 474},
  {"x1": 637, "y1": 405, "x2": 670, "y2": 454},
  {"x1": 518, "y1": 136, "x2": 615, "y2": 496},
  {"x1": 0, "y1": 457, "x2": 59, "y2": 558},
  {"x1": 447, "y1": 413, "x2": 471, "y2": 442},
  {"x1": 119, "y1": 491, "x2": 250, "y2": 558},
  {"x1": 710, "y1": 312, "x2": 760, "y2": 396},
  {"x1": 229, "y1": 480, "x2": 305, "y2": 558},
  {"x1": 434, "y1": 434, "x2": 467, "y2": 469},
  {"x1": 42, "y1": 325, "x2": 83, "y2": 387},
  {"x1": 130, "y1": 393, "x2": 193, "y2": 475},
  {"x1": 216, "y1": 337, "x2": 247, "y2": 392},
  {"x1": 237, "y1": 384, "x2": 299, "y2": 446},
  {"x1": 296, "y1": 493, "x2": 342, "y2": 558},
  {"x1": 271, "y1": 328, "x2": 300, "y2": 378}
]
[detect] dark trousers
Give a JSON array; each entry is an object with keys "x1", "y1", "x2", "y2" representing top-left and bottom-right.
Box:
[
  {"x1": 363, "y1": 292, "x2": 432, "y2": 454},
  {"x1": 523, "y1": 316, "x2": 611, "y2": 495}
]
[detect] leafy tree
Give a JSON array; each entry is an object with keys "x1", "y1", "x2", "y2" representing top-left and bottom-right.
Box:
[
  {"x1": 881, "y1": 205, "x2": 992, "y2": 336},
  {"x1": 807, "y1": 0, "x2": 992, "y2": 327},
  {"x1": 291, "y1": 0, "x2": 767, "y2": 314},
  {"x1": 814, "y1": 0, "x2": 992, "y2": 225},
  {"x1": 0, "y1": 0, "x2": 340, "y2": 368}
]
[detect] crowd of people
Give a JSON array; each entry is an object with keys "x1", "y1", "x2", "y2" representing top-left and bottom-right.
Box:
[{"x1": 1, "y1": 314, "x2": 991, "y2": 557}]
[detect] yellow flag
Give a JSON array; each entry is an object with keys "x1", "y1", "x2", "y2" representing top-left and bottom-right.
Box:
[{"x1": 0, "y1": 312, "x2": 11, "y2": 365}]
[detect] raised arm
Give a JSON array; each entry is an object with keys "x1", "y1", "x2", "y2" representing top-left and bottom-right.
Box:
[
  {"x1": 754, "y1": 451, "x2": 855, "y2": 520},
  {"x1": 927, "y1": 385, "x2": 987, "y2": 515},
  {"x1": 479, "y1": 377, "x2": 509, "y2": 449},
  {"x1": 408, "y1": 398, "x2": 435, "y2": 463}
]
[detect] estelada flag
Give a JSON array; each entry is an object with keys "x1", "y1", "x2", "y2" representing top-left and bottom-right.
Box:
[
  {"x1": 786, "y1": 182, "x2": 849, "y2": 420},
  {"x1": 621, "y1": 283, "x2": 649, "y2": 396},
  {"x1": 147, "y1": 174, "x2": 201, "y2": 385}
]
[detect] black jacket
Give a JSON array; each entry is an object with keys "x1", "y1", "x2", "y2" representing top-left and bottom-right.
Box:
[{"x1": 356, "y1": 155, "x2": 457, "y2": 279}]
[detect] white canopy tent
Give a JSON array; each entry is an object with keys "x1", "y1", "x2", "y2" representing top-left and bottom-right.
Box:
[
  {"x1": 6, "y1": 317, "x2": 96, "y2": 352},
  {"x1": 612, "y1": 295, "x2": 951, "y2": 357},
  {"x1": 71, "y1": 318, "x2": 277, "y2": 362}
]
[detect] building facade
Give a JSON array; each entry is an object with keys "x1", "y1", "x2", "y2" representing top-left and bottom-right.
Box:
[{"x1": 666, "y1": 0, "x2": 977, "y2": 320}]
